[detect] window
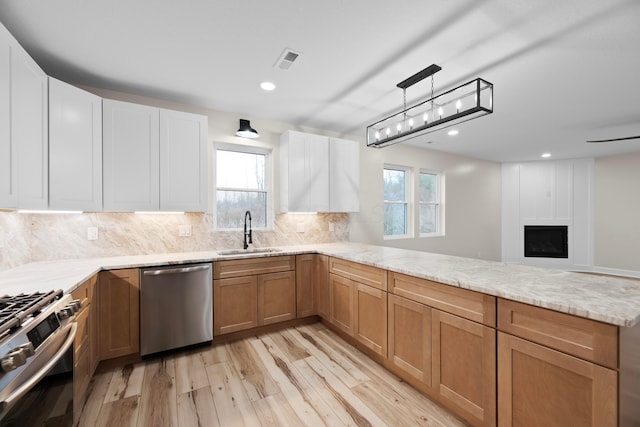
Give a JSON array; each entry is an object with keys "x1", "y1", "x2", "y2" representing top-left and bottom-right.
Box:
[
  {"x1": 419, "y1": 170, "x2": 444, "y2": 236},
  {"x1": 383, "y1": 166, "x2": 411, "y2": 238},
  {"x1": 216, "y1": 147, "x2": 270, "y2": 229}
]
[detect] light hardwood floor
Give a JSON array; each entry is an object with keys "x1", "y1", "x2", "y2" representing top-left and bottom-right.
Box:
[{"x1": 77, "y1": 322, "x2": 467, "y2": 426}]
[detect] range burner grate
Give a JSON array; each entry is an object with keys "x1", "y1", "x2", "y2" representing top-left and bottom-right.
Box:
[{"x1": 0, "y1": 290, "x2": 63, "y2": 339}]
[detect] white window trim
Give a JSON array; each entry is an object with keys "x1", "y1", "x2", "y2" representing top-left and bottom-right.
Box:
[
  {"x1": 383, "y1": 164, "x2": 413, "y2": 240},
  {"x1": 214, "y1": 143, "x2": 273, "y2": 230},
  {"x1": 419, "y1": 169, "x2": 445, "y2": 238}
]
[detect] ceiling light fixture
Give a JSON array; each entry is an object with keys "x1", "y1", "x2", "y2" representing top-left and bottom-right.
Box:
[
  {"x1": 235, "y1": 119, "x2": 259, "y2": 139},
  {"x1": 260, "y1": 81, "x2": 276, "y2": 91},
  {"x1": 366, "y1": 64, "x2": 493, "y2": 148}
]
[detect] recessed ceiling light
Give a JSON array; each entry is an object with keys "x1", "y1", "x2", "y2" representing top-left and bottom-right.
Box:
[
  {"x1": 541, "y1": 153, "x2": 552, "y2": 158},
  {"x1": 260, "y1": 81, "x2": 276, "y2": 91},
  {"x1": 447, "y1": 129, "x2": 459, "y2": 136}
]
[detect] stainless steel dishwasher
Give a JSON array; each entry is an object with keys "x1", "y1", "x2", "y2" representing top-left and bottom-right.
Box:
[{"x1": 140, "y1": 263, "x2": 213, "y2": 357}]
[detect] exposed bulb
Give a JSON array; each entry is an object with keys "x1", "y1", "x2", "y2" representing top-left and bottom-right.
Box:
[
  {"x1": 396, "y1": 123, "x2": 402, "y2": 133},
  {"x1": 456, "y1": 100, "x2": 462, "y2": 113},
  {"x1": 375, "y1": 131, "x2": 380, "y2": 141},
  {"x1": 438, "y1": 107, "x2": 443, "y2": 119},
  {"x1": 408, "y1": 118, "x2": 414, "y2": 129},
  {"x1": 386, "y1": 127, "x2": 391, "y2": 136}
]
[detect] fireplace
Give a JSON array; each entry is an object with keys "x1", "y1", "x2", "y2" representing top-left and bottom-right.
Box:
[{"x1": 524, "y1": 226, "x2": 568, "y2": 258}]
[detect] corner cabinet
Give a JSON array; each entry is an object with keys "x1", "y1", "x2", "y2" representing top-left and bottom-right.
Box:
[
  {"x1": 280, "y1": 130, "x2": 359, "y2": 213},
  {"x1": 0, "y1": 22, "x2": 48, "y2": 209},
  {"x1": 103, "y1": 99, "x2": 208, "y2": 212},
  {"x1": 49, "y1": 78, "x2": 103, "y2": 211}
]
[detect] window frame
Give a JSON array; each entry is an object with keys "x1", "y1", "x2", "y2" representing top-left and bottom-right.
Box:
[
  {"x1": 418, "y1": 169, "x2": 445, "y2": 237},
  {"x1": 214, "y1": 144, "x2": 273, "y2": 230},
  {"x1": 383, "y1": 164, "x2": 413, "y2": 240}
]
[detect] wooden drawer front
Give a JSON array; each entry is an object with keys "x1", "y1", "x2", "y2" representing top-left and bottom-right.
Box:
[
  {"x1": 329, "y1": 257, "x2": 387, "y2": 291},
  {"x1": 74, "y1": 305, "x2": 90, "y2": 355},
  {"x1": 497, "y1": 299, "x2": 618, "y2": 369},
  {"x1": 390, "y1": 272, "x2": 496, "y2": 326},
  {"x1": 214, "y1": 256, "x2": 294, "y2": 279},
  {"x1": 71, "y1": 275, "x2": 96, "y2": 308}
]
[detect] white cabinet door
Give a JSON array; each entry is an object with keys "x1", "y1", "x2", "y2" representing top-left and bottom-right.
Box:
[
  {"x1": 0, "y1": 25, "x2": 15, "y2": 208},
  {"x1": 49, "y1": 78, "x2": 102, "y2": 211},
  {"x1": 103, "y1": 99, "x2": 159, "y2": 211},
  {"x1": 329, "y1": 137, "x2": 359, "y2": 212},
  {"x1": 280, "y1": 131, "x2": 329, "y2": 212},
  {"x1": 13, "y1": 42, "x2": 48, "y2": 209},
  {"x1": 159, "y1": 109, "x2": 208, "y2": 211}
]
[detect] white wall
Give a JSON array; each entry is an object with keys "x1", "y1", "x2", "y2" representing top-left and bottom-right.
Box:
[
  {"x1": 594, "y1": 152, "x2": 640, "y2": 274},
  {"x1": 349, "y1": 142, "x2": 502, "y2": 261}
]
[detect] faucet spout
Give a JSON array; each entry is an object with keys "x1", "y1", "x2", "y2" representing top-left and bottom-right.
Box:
[{"x1": 243, "y1": 210, "x2": 252, "y2": 249}]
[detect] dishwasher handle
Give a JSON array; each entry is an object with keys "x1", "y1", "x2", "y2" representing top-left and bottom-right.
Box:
[{"x1": 143, "y1": 264, "x2": 211, "y2": 276}]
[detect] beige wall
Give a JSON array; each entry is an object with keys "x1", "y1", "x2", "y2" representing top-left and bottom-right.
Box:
[
  {"x1": 594, "y1": 152, "x2": 640, "y2": 272},
  {"x1": 349, "y1": 142, "x2": 502, "y2": 261}
]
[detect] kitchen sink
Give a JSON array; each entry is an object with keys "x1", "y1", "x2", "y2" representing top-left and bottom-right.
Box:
[{"x1": 216, "y1": 248, "x2": 283, "y2": 256}]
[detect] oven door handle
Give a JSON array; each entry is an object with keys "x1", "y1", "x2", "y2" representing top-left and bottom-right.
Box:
[{"x1": 0, "y1": 322, "x2": 77, "y2": 413}]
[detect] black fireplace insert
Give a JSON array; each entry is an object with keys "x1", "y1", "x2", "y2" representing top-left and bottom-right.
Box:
[{"x1": 524, "y1": 225, "x2": 568, "y2": 258}]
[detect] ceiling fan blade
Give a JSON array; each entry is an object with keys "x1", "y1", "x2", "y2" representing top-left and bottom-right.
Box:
[{"x1": 586, "y1": 135, "x2": 640, "y2": 143}]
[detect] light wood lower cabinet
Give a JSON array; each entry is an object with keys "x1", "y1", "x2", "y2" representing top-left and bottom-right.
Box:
[
  {"x1": 316, "y1": 255, "x2": 329, "y2": 319},
  {"x1": 71, "y1": 274, "x2": 98, "y2": 424},
  {"x1": 354, "y1": 282, "x2": 387, "y2": 356},
  {"x1": 258, "y1": 271, "x2": 296, "y2": 325},
  {"x1": 329, "y1": 264, "x2": 387, "y2": 358},
  {"x1": 296, "y1": 254, "x2": 316, "y2": 318},
  {"x1": 498, "y1": 332, "x2": 617, "y2": 427},
  {"x1": 388, "y1": 294, "x2": 432, "y2": 385},
  {"x1": 98, "y1": 268, "x2": 140, "y2": 360},
  {"x1": 329, "y1": 273, "x2": 354, "y2": 336},
  {"x1": 433, "y1": 310, "x2": 496, "y2": 427},
  {"x1": 214, "y1": 275, "x2": 258, "y2": 335},
  {"x1": 214, "y1": 256, "x2": 296, "y2": 335}
]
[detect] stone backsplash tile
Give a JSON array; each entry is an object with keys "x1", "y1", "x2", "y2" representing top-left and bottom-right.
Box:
[{"x1": 0, "y1": 212, "x2": 349, "y2": 271}]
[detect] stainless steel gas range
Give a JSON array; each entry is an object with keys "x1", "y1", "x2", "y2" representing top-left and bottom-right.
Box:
[{"x1": 0, "y1": 290, "x2": 80, "y2": 426}]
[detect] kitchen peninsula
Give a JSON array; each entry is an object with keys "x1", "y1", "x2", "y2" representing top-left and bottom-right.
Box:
[{"x1": 1, "y1": 242, "x2": 638, "y2": 426}]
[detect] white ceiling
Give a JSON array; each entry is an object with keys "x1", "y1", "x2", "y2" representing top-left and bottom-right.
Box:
[{"x1": 1, "y1": 0, "x2": 639, "y2": 162}]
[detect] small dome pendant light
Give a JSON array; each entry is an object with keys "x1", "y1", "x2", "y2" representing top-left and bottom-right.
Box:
[{"x1": 236, "y1": 119, "x2": 259, "y2": 139}]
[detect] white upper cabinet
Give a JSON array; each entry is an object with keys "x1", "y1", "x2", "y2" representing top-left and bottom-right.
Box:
[
  {"x1": 0, "y1": 25, "x2": 15, "y2": 207},
  {"x1": 329, "y1": 137, "x2": 359, "y2": 212},
  {"x1": 280, "y1": 131, "x2": 330, "y2": 212},
  {"x1": 280, "y1": 130, "x2": 359, "y2": 213},
  {"x1": 103, "y1": 99, "x2": 208, "y2": 212},
  {"x1": 0, "y1": 23, "x2": 48, "y2": 209},
  {"x1": 103, "y1": 99, "x2": 160, "y2": 212},
  {"x1": 14, "y1": 41, "x2": 48, "y2": 210},
  {"x1": 159, "y1": 109, "x2": 208, "y2": 212},
  {"x1": 49, "y1": 78, "x2": 103, "y2": 211}
]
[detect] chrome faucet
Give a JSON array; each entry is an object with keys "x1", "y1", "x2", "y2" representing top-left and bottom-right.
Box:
[{"x1": 243, "y1": 210, "x2": 252, "y2": 249}]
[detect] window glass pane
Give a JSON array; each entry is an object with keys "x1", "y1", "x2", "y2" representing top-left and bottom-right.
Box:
[
  {"x1": 420, "y1": 204, "x2": 437, "y2": 234},
  {"x1": 383, "y1": 169, "x2": 406, "y2": 202},
  {"x1": 216, "y1": 150, "x2": 265, "y2": 190},
  {"x1": 216, "y1": 191, "x2": 267, "y2": 228},
  {"x1": 420, "y1": 172, "x2": 437, "y2": 203},
  {"x1": 384, "y1": 202, "x2": 407, "y2": 236}
]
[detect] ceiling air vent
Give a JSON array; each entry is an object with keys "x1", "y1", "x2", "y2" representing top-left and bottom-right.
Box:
[{"x1": 274, "y1": 48, "x2": 301, "y2": 70}]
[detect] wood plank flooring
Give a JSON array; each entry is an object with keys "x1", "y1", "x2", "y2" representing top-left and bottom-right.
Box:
[{"x1": 77, "y1": 323, "x2": 467, "y2": 426}]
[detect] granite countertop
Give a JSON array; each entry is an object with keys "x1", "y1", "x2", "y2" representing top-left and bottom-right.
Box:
[{"x1": 1, "y1": 242, "x2": 639, "y2": 328}]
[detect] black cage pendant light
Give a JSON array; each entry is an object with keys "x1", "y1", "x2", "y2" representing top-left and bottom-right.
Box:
[
  {"x1": 236, "y1": 119, "x2": 259, "y2": 139},
  {"x1": 366, "y1": 65, "x2": 493, "y2": 148}
]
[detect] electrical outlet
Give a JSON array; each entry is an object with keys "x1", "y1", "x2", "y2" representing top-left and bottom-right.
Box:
[
  {"x1": 328, "y1": 222, "x2": 335, "y2": 232},
  {"x1": 179, "y1": 225, "x2": 192, "y2": 237},
  {"x1": 296, "y1": 223, "x2": 305, "y2": 233},
  {"x1": 87, "y1": 227, "x2": 98, "y2": 241}
]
